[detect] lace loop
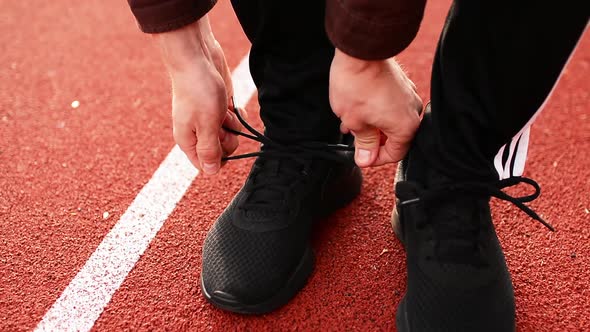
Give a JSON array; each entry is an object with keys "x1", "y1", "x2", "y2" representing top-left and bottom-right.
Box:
[
  {"x1": 220, "y1": 97, "x2": 355, "y2": 165},
  {"x1": 400, "y1": 176, "x2": 554, "y2": 232}
]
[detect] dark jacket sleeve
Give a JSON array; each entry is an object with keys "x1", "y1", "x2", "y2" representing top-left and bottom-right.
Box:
[
  {"x1": 127, "y1": 0, "x2": 216, "y2": 33},
  {"x1": 325, "y1": 0, "x2": 427, "y2": 60}
]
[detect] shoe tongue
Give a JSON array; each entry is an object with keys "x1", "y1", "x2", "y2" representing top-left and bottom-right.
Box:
[
  {"x1": 264, "y1": 159, "x2": 281, "y2": 175},
  {"x1": 243, "y1": 158, "x2": 302, "y2": 219},
  {"x1": 432, "y1": 196, "x2": 488, "y2": 266}
]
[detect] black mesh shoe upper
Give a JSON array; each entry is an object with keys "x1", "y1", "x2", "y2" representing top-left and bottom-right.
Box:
[
  {"x1": 202, "y1": 195, "x2": 311, "y2": 304},
  {"x1": 201, "y1": 101, "x2": 362, "y2": 311},
  {"x1": 394, "y1": 121, "x2": 553, "y2": 332}
]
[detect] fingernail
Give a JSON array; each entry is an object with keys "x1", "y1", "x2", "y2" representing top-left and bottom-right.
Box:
[
  {"x1": 357, "y1": 149, "x2": 371, "y2": 165},
  {"x1": 203, "y1": 163, "x2": 218, "y2": 174}
]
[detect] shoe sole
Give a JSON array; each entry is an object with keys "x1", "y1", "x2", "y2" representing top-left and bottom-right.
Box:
[
  {"x1": 396, "y1": 296, "x2": 411, "y2": 332},
  {"x1": 391, "y1": 207, "x2": 404, "y2": 245},
  {"x1": 201, "y1": 166, "x2": 363, "y2": 315},
  {"x1": 392, "y1": 206, "x2": 411, "y2": 332}
]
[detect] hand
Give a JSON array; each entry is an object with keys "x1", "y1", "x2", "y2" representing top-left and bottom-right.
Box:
[
  {"x1": 153, "y1": 16, "x2": 243, "y2": 175},
  {"x1": 329, "y1": 49, "x2": 423, "y2": 167}
]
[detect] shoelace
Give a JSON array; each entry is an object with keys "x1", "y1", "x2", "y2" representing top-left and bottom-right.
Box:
[
  {"x1": 222, "y1": 99, "x2": 553, "y2": 233},
  {"x1": 221, "y1": 98, "x2": 355, "y2": 165},
  {"x1": 399, "y1": 176, "x2": 554, "y2": 231},
  {"x1": 220, "y1": 98, "x2": 355, "y2": 211},
  {"x1": 399, "y1": 176, "x2": 554, "y2": 266}
]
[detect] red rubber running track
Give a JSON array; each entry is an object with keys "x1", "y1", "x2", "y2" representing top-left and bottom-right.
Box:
[{"x1": 1, "y1": 1, "x2": 588, "y2": 331}]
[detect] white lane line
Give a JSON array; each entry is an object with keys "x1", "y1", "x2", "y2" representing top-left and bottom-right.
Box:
[{"x1": 35, "y1": 53, "x2": 256, "y2": 332}]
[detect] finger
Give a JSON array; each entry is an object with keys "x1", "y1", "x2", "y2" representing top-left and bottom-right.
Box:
[
  {"x1": 340, "y1": 122, "x2": 351, "y2": 134},
  {"x1": 222, "y1": 110, "x2": 242, "y2": 132},
  {"x1": 217, "y1": 52, "x2": 233, "y2": 99},
  {"x1": 173, "y1": 125, "x2": 200, "y2": 169},
  {"x1": 372, "y1": 139, "x2": 411, "y2": 166},
  {"x1": 208, "y1": 40, "x2": 233, "y2": 99},
  {"x1": 372, "y1": 108, "x2": 422, "y2": 166},
  {"x1": 220, "y1": 111, "x2": 240, "y2": 156},
  {"x1": 223, "y1": 66, "x2": 233, "y2": 100},
  {"x1": 351, "y1": 126, "x2": 381, "y2": 167},
  {"x1": 220, "y1": 127, "x2": 239, "y2": 157},
  {"x1": 233, "y1": 105, "x2": 249, "y2": 121},
  {"x1": 380, "y1": 131, "x2": 388, "y2": 146},
  {"x1": 196, "y1": 125, "x2": 223, "y2": 175}
]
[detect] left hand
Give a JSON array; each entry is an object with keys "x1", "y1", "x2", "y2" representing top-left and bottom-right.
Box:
[
  {"x1": 153, "y1": 17, "x2": 242, "y2": 175},
  {"x1": 329, "y1": 49, "x2": 423, "y2": 167}
]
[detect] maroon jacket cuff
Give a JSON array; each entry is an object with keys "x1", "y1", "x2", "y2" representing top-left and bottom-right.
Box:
[
  {"x1": 128, "y1": 0, "x2": 216, "y2": 33},
  {"x1": 325, "y1": 0, "x2": 426, "y2": 60}
]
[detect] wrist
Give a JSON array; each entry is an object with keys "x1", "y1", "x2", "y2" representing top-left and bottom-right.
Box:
[
  {"x1": 333, "y1": 48, "x2": 383, "y2": 73},
  {"x1": 153, "y1": 17, "x2": 214, "y2": 71}
]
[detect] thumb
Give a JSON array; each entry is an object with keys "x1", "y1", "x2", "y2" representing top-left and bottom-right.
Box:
[
  {"x1": 352, "y1": 126, "x2": 381, "y2": 167},
  {"x1": 196, "y1": 126, "x2": 223, "y2": 175}
]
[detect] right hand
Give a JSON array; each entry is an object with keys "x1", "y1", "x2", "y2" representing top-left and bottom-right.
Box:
[
  {"x1": 153, "y1": 16, "x2": 243, "y2": 175},
  {"x1": 329, "y1": 49, "x2": 422, "y2": 167}
]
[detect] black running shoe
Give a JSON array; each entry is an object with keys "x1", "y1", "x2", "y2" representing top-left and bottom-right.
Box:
[
  {"x1": 392, "y1": 111, "x2": 553, "y2": 332},
  {"x1": 200, "y1": 102, "x2": 362, "y2": 314}
]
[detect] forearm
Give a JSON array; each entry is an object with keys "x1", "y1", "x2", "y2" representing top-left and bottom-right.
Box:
[
  {"x1": 325, "y1": 0, "x2": 427, "y2": 60},
  {"x1": 127, "y1": 0, "x2": 216, "y2": 33}
]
